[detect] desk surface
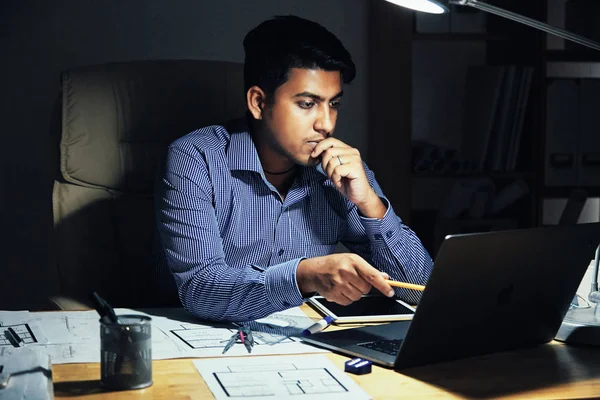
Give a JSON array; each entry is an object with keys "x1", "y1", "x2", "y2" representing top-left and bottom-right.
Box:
[{"x1": 52, "y1": 306, "x2": 600, "y2": 399}]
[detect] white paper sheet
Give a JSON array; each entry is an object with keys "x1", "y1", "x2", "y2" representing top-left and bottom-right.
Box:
[
  {"x1": 0, "y1": 311, "x2": 30, "y2": 326},
  {"x1": 193, "y1": 354, "x2": 371, "y2": 400},
  {"x1": 0, "y1": 307, "x2": 326, "y2": 364},
  {"x1": 0, "y1": 349, "x2": 53, "y2": 400}
]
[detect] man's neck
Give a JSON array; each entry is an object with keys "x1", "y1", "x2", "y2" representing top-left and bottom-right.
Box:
[
  {"x1": 265, "y1": 169, "x2": 297, "y2": 200},
  {"x1": 250, "y1": 122, "x2": 298, "y2": 198}
]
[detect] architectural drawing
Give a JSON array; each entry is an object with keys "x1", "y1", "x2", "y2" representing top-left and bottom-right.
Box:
[
  {"x1": 194, "y1": 355, "x2": 370, "y2": 400},
  {"x1": 0, "y1": 324, "x2": 38, "y2": 346}
]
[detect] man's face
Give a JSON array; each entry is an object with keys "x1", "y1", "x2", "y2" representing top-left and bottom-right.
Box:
[{"x1": 260, "y1": 68, "x2": 343, "y2": 167}]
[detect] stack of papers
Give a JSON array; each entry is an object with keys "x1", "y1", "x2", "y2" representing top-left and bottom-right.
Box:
[
  {"x1": 0, "y1": 350, "x2": 53, "y2": 400},
  {"x1": 0, "y1": 307, "x2": 325, "y2": 364}
]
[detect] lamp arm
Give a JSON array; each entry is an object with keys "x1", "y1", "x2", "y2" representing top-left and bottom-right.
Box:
[
  {"x1": 451, "y1": 0, "x2": 600, "y2": 52},
  {"x1": 593, "y1": 244, "x2": 600, "y2": 293},
  {"x1": 588, "y1": 244, "x2": 600, "y2": 305}
]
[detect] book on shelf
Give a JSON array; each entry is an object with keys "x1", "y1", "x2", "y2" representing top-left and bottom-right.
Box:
[{"x1": 461, "y1": 65, "x2": 534, "y2": 173}]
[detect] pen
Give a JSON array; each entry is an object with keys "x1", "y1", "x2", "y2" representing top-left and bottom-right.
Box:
[
  {"x1": 301, "y1": 316, "x2": 335, "y2": 337},
  {"x1": 6, "y1": 327, "x2": 25, "y2": 347},
  {"x1": 90, "y1": 292, "x2": 119, "y2": 323},
  {"x1": 386, "y1": 280, "x2": 426, "y2": 291}
]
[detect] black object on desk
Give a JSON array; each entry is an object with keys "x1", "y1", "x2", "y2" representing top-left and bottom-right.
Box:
[
  {"x1": 5, "y1": 327, "x2": 25, "y2": 348},
  {"x1": 90, "y1": 292, "x2": 118, "y2": 324},
  {"x1": 90, "y1": 292, "x2": 153, "y2": 390}
]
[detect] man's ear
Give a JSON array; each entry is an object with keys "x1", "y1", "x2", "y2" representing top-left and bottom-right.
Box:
[{"x1": 246, "y1": 86, "x2": 266, "y2": 120}]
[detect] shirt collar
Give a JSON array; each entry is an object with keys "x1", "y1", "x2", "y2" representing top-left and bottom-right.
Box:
[
  {"x1": 226, "y1": 120, "x2": 327, "y2": 183},
  {"x1": 227, "y1": 125, "x2": 263, "y2": 175}
]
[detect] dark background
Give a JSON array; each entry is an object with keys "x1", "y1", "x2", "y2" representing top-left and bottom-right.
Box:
[{"x1": 2, "y1": 0, "x2": 599, "y2": 310}]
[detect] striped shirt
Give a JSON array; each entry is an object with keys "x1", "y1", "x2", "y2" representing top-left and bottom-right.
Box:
[{"x1": 155, "y1": 122, "x2": 433, "y2": 322}]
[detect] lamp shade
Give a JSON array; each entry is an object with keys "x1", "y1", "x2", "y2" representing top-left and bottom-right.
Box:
[{"x1": 384, "y1": 0, "x2": 449, "y2": 14}]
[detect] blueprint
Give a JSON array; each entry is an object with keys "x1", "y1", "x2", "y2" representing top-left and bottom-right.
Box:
[
  {"x1": 0, "y1": 307, "x2": 325, "y2": 364},
  {"x1": 194, "y1": 355, "x2": 370, "y2": 400}
]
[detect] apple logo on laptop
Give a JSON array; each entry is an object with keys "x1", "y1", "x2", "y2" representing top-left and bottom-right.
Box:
[{"x1": 497, "y1": 284, "x2": 514, "y2": 306}]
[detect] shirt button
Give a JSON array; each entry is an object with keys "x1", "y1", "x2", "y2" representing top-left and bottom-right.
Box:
[
  {"x1": 386, "y1": 230, "x2": 393, "y2": 238},
  {"x1": 278, "y1": 249, "x2": 285, "y2": 256},
  {"x1": 282, "y1": 301, "x2": 290, "y2": 307},
  {"x1": 374, "y1": 234, "x2": 383, "y2": 240}
]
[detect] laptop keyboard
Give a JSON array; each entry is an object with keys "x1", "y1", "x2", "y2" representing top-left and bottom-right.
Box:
[{"x1": 357, "y1": 339, "x2": 403, "y2": 355}]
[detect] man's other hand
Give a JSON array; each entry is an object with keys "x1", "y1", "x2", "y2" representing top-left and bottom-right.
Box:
[
  {"x1": 297, "y1": 253, "x2": 395, "y2": 305},
  {"x1": 310, "y1": 137, "x2": 386, "y2": 219}
]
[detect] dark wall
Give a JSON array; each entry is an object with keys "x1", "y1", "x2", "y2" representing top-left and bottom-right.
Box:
[{"x1": 0, "y1": 0, "x2": 367, "y2": 310}]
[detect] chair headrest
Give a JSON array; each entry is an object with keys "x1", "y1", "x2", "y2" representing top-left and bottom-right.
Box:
[{"x1": 59, "y1": 59, "x2": 245, "y2": 193}]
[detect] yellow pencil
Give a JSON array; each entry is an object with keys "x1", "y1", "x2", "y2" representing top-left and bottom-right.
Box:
[{"x1": 386, "y1": 280, "x2": 426, "y2": 291}]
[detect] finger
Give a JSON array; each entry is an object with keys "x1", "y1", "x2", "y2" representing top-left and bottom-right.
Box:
[
  {"x1": 321, "y1": 148, "x2": 349, "y2": 177},
  {"x1": 380, "y1": 272, "x2": 390, "y2": 280},
  {"x1": 349, "y1": 280, "x2": 372, "y2": 296},
  {"x1": 342, "y1": 285, "x2": 363, "y2": 302},
  {"x1": 320, "y1": 147, "x2": 357, "y2": 168},
  {"x1": 334, "y1": 263, "x2": 370, "y2": 295},
  {"x1": 353, "y1": 258, "x2": 394, "y2": 297},
  {"x1": 331, "y1": 164, "x2": 362, "y2": 188},
  {"x1": 335, "y1": 294, "x2": 353, "y2": 306},
  {"x1": 311, "y1": 139, "x2": 336, "y2": 159},
  {"x1": 311, "y1": 137, "x2": 350, "y2": 158},
  {"x1": 325, "y1": 153, "x2": 360, "y2": 181}
]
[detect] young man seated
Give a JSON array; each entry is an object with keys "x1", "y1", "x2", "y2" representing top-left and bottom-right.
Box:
[{"x1": 155, "y1": 15, "x2": 433, "y2": 322}]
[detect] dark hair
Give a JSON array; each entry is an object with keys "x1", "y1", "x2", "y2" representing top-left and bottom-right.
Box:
[{"x1": 243, "y1": 15, "x2": 356, "y2": 102}]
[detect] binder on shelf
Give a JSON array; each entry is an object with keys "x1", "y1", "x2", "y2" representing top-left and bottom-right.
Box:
[
  {"x1": 506, "y1": 67, "x2": 534, "y2": 171},
  {"x1": 461, "y1": 66, "x2": 506, "y2": 171},
  {"x1": 487, "y1": 66, "x2": 519, "y2": 172},
  {"x1": 578, "y1": 79, "x2": 600, "y2": 186},
  {"x1": 545, "y1": 79, "x2": 579, "y2": 187}
]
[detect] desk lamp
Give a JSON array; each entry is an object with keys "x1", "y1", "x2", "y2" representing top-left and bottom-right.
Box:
[
  {"x1": 385, "y1": 0, "x2": 600, "y2": 52},
  {"x1": 385, "y1": 0, "x2": 600, "y2": 345}
]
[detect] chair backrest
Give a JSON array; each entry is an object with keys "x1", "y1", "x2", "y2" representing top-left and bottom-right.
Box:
[{"x1": 52, "y1": 59, "x2": 245, "y2": 307}]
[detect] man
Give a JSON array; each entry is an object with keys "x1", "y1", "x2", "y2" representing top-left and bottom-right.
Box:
[{"x1": 156, "y1": 15, "x2": 433, "y2": 322}]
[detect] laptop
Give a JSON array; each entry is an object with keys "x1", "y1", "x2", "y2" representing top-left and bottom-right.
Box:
[{"x1": 302, "y1": 223, "x2": 600, "y2": 370}]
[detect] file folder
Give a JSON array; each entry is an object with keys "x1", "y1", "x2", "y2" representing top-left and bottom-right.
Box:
[
  {"x1": 578, "y1": 79, "x2": 600, "y2": 186},
  {"x1": 545, "y1": 79, "x2": 579, "y2": 187}
]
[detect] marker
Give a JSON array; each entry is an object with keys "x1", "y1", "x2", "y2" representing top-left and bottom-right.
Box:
[
  {"x1": 6, "y1": 327, "x2": 24, "y2": 347},
  {"x1": 301, "y1": 316, "x2": 335, "y2": 337}
]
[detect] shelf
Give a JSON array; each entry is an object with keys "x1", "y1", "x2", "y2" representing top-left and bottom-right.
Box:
[
  {"x1": 545, "y1": 50, "x2": 600, "y2": 63},
  {"x1": 543, "y1": 187, "x2": 600, "y2": 198},
  {"x1": 412, "y1": 33, "x2": 512, "y2": 41},
  {"x1": 413, "y1": 172, "x2": 536, "y2": 180},
  {"x1": 546, "y1": 61, "x2": 600, "y2": 79}
]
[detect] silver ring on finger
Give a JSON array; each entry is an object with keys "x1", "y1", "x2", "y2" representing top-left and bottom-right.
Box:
[{"x1": 337, "y1": 155, "x2": 343, "y2": 165}]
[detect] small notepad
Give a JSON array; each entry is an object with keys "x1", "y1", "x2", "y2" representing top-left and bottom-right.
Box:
[{"x1": 0, "y1": 350, "x2": 53, "y2": 400}]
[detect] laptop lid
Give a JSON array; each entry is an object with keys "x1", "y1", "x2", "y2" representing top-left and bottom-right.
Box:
[
  {"x1": 302, "y1": 223, "x2": 600, "y2": 370},
  {"x1": 394, "y1": 222, "x2": 600, "y2": 369}
]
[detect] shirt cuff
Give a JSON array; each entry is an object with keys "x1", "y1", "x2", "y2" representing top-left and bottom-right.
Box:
[
  {"x1": 264, "y1": 258, "x2": 305, "y2": 310},
  {"x1": 359, "y1": 197, "x2": 404, "y2": 250}
]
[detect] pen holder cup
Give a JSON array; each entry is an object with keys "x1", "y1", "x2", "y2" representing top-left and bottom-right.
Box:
[{"x1": 100, "y1": 315, "x2": 152, "y2": 390}]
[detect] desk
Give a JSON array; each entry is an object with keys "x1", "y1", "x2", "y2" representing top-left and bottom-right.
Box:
[{"x1": 52, "y1": 306, "x2": 600, "y2": 399}]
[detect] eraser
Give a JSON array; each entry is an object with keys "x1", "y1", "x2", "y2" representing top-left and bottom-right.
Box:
[{"x1": 344, "y1": 358, "x2": 372, "y2": 375}]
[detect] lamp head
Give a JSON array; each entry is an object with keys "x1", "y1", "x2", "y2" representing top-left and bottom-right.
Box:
[{"x1": 384, "y1": 0, "x2": 450, "y2": 14}]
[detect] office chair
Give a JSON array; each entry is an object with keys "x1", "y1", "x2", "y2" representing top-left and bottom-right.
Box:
[{"x1": 50, "y1": 59, "x2": 245, "y2": 310}]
